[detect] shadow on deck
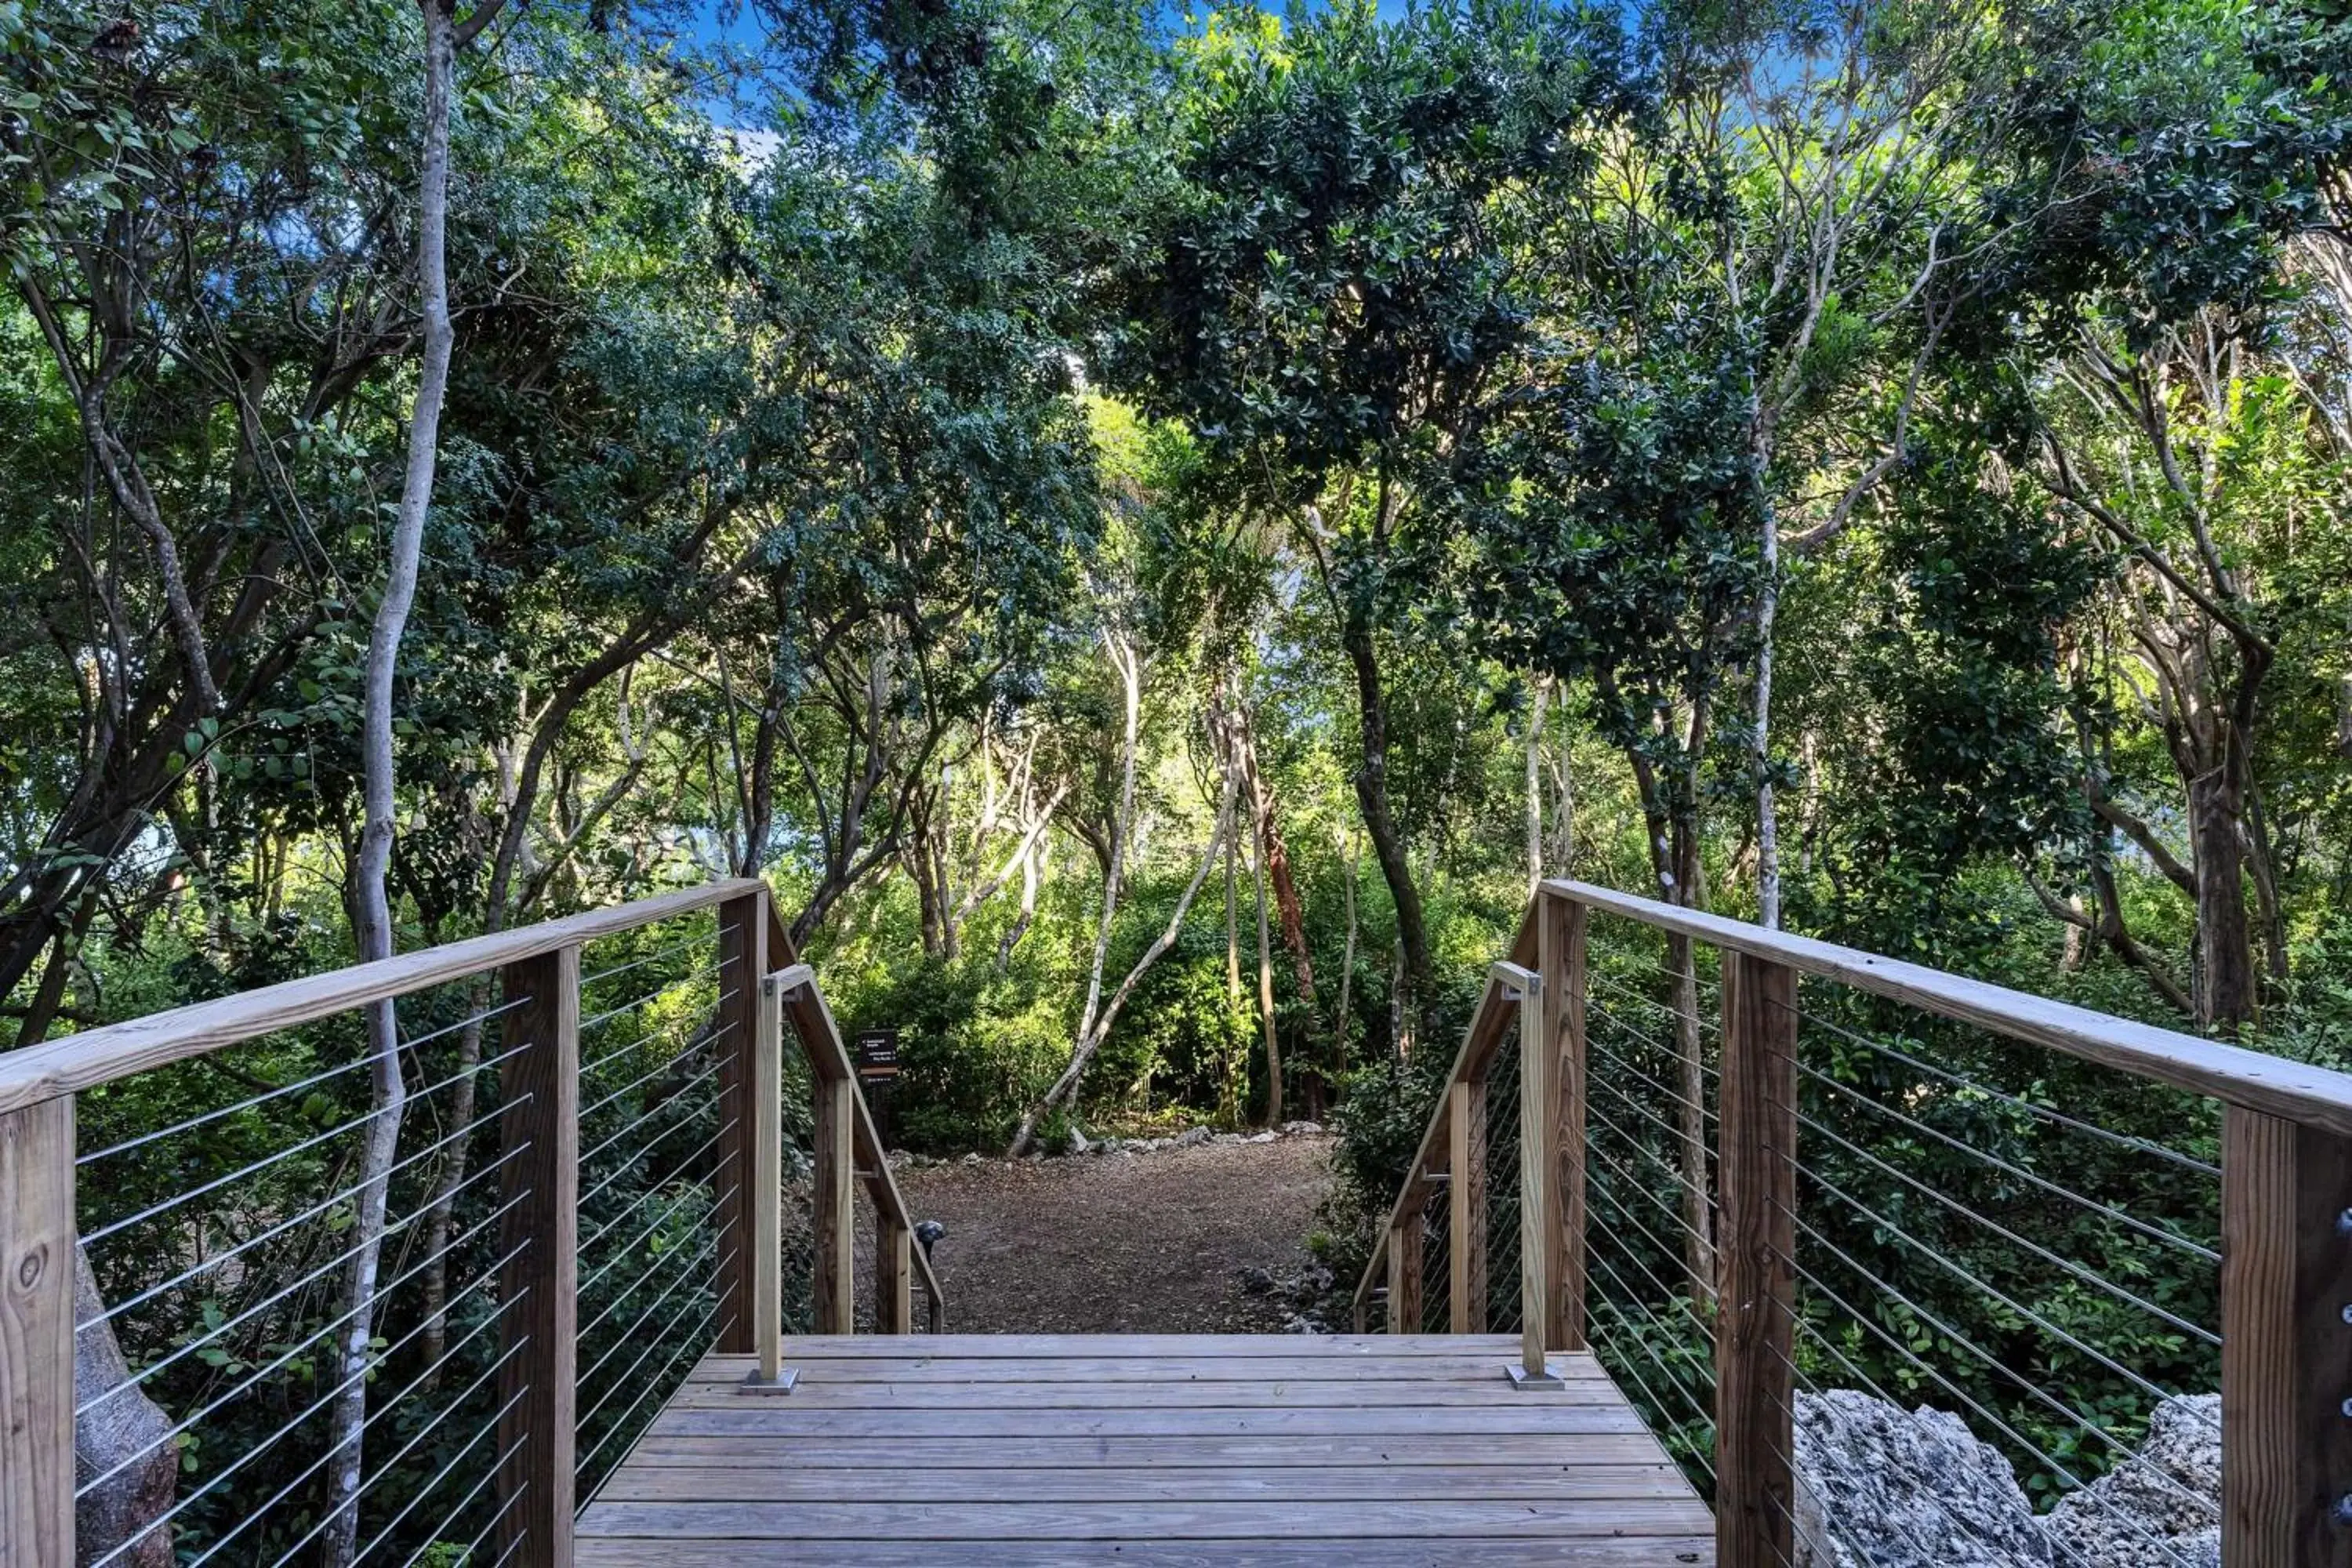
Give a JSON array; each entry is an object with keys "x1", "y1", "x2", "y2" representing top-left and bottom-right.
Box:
[{"x1": 575, "y1": 1333, "x2": 1715, "y2": 1566}]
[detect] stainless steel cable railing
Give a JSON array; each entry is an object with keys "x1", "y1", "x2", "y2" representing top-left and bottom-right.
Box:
[
  {"x1": 1349, "y1": 877, "x2": 2352, "y2": 1568},
  {"x1": 0, "y1": 877, "x2": 944, "y2": 1567}
]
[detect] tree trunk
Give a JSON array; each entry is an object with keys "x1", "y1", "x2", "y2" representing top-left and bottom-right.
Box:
[
  {"x1": 1526, "y1": 677, "x2": 1548, "y2": 891},
  {"x1": 74, "y1": 1249, "x2": 176, "y2": 1567},
  {"x1": 326, "y1": 3, "x2": 454, "y2": 1554},
  {"x1": 1341, "y1": 619, "x2": 1431, "y2": 1009},
  {"x1": 2188, "y1": 764, "x2": 2256, "y2": 1032},
  {"x1": 1013, "y1": 751, "x2": 1233, "y2": 1152},
  {"x1": 1254, "y1": 827, "x2": 1280, "y2": 1126},
  {"x1": 1336, "y1": 830, "x2": 1359, "y2": 1083}
]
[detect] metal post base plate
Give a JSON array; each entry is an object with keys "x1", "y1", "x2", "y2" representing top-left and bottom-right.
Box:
[
  {"x1": 738, "y1": 1367, "x2": 800, "y2": 1395},
  {"x1": 1504, "y1": 1360, "x2": 1568, "y2": 1390}
]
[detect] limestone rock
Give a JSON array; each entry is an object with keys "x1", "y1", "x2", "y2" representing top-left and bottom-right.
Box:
[
  {"x1": 2043, "y1": 1396, "x2": 2220, "y2": 1568},
  {"x1": 1794, "y1": 1389, "x2": 2050, "y2": 1566}
]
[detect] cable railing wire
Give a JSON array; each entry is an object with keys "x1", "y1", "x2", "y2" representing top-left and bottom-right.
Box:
[{"x1": 77, "y1": 991, "x2": 534, "y2": 1169}]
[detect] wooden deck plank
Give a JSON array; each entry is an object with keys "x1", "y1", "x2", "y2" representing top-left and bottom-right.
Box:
[
  {"x1": 596, "y1": 1462, "x2": 1696, "y2": 1503},
  {"x1": 646, "y1": 1403, "x2": 1661, "y2": 1437},
  {"x1": 741, "y1": 1333, "x2": 1528, "y2": 1357},
  {"x1": 659, "y1": 1377, "x2": 1622, "y2": 1410},
  {"x1": 579, "y1": 1336, "x2": 1712, "y2": 1566},
  {"x1": 684, "y1": 1350, "x2": 1606, "y2": 1383},
  {"x1": 577, "y1": 1539, "x2": 1717, "y2": 1566},
  {"x1": 576, "y1": 1499, "x2": 1716, "y2": 1541},
  {"x1": 615, "y1": 1431, "x2": 1679, "y2": 1468}
]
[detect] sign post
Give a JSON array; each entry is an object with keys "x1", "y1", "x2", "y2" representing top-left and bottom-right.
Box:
[{"x1": 854, "y1": 1027, "x2": 900, "y2": 1145}]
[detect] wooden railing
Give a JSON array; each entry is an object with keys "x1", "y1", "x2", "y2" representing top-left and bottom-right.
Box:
[
  {"x1": 0, "y1": 876, "x2": 937, "y2": 1566},
  {"x1": 1352, "y1": 877, "x2": 2352, "y2": 1568}
]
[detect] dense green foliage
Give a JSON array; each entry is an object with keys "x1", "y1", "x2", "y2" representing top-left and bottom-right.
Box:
[{"x1": 6, "y1": 0, "x2": 2352, "y2": 1552}]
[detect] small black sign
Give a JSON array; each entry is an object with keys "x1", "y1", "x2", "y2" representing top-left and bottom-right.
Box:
[{"x1": 854, "y1": 1027, "x2": 900, "y2": 1080}]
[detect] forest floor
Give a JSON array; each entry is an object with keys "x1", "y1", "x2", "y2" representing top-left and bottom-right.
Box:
[{"x1": 892, "y1": 1134, "x2": 1338, "y2": 1334}]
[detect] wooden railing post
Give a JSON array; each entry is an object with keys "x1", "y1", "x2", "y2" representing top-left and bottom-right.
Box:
[
  {"x1": 877, "y1": 1216, "x2": 913, "y2": 1334},
  {"x1": 1387, "y1": 1207, "x2": 1424, "y2": 1334},
  {"x1": 1716, "y1": 949, "x2": 1798, "y2": 1568},
  {"x1": 713, "y1": 891, "x2": 768, "y2": 1356},
  {"x1": 1538, "y1": 892, "x2": 1588, "y2": 1352},
  {"x1": 1, "y1": 1094, "x2": 74, "y2": 1565},
  {"x1": 814, "y1": 1070, "x2": 855, "y2": 1334},
  {"x1": 2220, "y1": 1105, "x2": 2352, "y2": 1566},
  {"x1": 496, "y1": 944, "x2": 579, "y2": 1568},
  {"x1": 1506, "y1": 962, "x2": 1560, "y2": 1386},
  {"x1": 1449, "y1": 1076, "x2": 1487, "y2": 1334},
  {"x1": 747, "y1": 971, "x2": 786, "y2": 1385}
]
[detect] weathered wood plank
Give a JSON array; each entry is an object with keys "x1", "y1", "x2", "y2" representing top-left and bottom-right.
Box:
[
  {"x1": 596, "y1": 1461, "x2": 1697, "y2": 1504},
  {"x1": 2220, "y1": 1105, "x2": 2352, "y2": 1566},
  {"x1": 749, "y1": 964, "x2": 784, "y2": 1378},
  {"x1": 660, "y1": 1378, "x2": 1628, "y2": 1410},
  {"x1": 645, "y1": 1404, "x2": 1660, "y2": 1438},
  {"x1": 578, "y1": 1537, "x2": 1716, "y2": 1566},
  {"x1": 1386, "y1": 1207, "x2": 1423, "y2": 1334},
  {"x1": 576, "y1": 1498, "x2": 1716, "y2": 1541},
  {"x1": 875, "y1": 1218, "x2": 911, "y2": 1335},
  {"x1": 1715, "y1": 950, "x2": 1797, "y2": 1568},
  {"x1": 683, "y1": 1352, "x2": 1611, "y2": 1385},
  {"x1": 0, "y1": 1095, "x2": 73, "y2": 1568},
  {"x1": 1449, "y1": 1076, "x2": 1486, "y2": 1334},
  {"x1": 1544, "y1": 891, "x2": 1589, "y2": 1352},
  {"x1": 0, "y1": 880, "x2": 761, "y2": 1113},
  {"x1": 812, "y1": 1073, "x2": 854, "y2": 1334},
  {"x1": 495, "y1": 944, "x2": 579, "y2": 1567},
  {"x1": 720, "y1": 1333, "x2": 1532, "y2": 1358},
  {"x1": 615, "y1": 1430, "x2": 1679, "y2": 1469},
  {"x1": 713, "y1": 891, "x2": 767, "y2": 1357}
]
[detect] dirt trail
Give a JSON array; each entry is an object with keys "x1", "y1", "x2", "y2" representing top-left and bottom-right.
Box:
[{"x1": 893, "y1": 1134, "x2": 1336, "y2": 1334}]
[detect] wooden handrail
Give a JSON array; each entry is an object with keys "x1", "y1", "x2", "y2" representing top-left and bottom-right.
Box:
[
  {"x1": 0, "y1": 877, "x2": 765, "y2": 1114},
  {"x1": 1547, "y1": 877, "x2": 2352, "y2": 1136},
  {"x1": 766, "y1": 909, "x2": 947, "y2": 1327},
  {"x1": 1351, "y1": 877, "x2": 2352, "y2": 1567}
]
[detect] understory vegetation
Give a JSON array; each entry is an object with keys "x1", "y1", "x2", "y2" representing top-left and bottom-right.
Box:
[{"x1": 7, "y1": 0, "x2": 2352, "y2": 1555}]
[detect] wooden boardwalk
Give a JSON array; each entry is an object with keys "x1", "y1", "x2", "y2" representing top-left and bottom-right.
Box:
[{"x1": 577, "y1": 1334, "x2": 1715, "y2": 1566}]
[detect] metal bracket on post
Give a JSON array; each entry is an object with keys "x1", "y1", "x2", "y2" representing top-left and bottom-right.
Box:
[{"x1": 1497, "y1": 960, "x2": 1566, "y2": 1390}]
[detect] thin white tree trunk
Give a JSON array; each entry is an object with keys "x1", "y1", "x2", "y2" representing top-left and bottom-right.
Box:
[
  {"x1": 1014, "y1": 752, "x2": 1236, "y2": 1149},
  {"x1": 1755, "y1": 521, "x2": 1781, "y2": 930},
  {"x1": 1525, "y1": 676, "x2": 1548, "y2": 891},
  {"x1": 325, "y1": 5, "x2": 455, "y2": 1556},
  {"x1": 1074, "y1": 630, "x2": 1140, "y2": 1049},
  {"x1": 1254, "y1": 815, "x2": 1279, "y2": 1126}
]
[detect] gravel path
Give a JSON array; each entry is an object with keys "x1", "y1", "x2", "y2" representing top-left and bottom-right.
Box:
[{"x1": 895, "y1": 1135, "x2": 1336, "y2": 1334}]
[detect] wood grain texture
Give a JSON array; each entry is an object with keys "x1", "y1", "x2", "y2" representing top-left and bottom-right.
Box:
[
  {"x1": 1715, "y1": 952, "x2": 1797, "y2": 1568},
  {"x1": 813, "y1": 1073, "x2": 854, "y2": 1334},
  {"x1": 578, "y1": 1336, "x2": 1710, "y2": 1563},
  {"x1": 1543, "y1": 895, "x2": 1588, "y2": 1353},
  {"x1": 1546, "y1": 877, "x2": 2352, "y2": 1136},
  {"x1": 495, "y1": 944, "x2": 579, "y2": 1568},
  {"x1": 1503, "y1": 959, "x2": 1551, "y2": 1379},
  {"x1": 2220, "y1": 1105, "x2": 2352, "y2": 1566},
  {"x1": 1388, "y1": 1207, "x2": 1423, "y2": 1334},
  {"x1": 0, "y1": 879, "x2": 761, "y2": 1113},
  {"x1": 577, "y1": 1538, "x2": 1715, "y2": 1566},
  {"x1": 875, "y1": 1218, "x2": 911, "y2": 1335},
  {"x1": 751, "y1": 967, "x2": 784, "y2": 1381},
  {"x1": 1449, "y1": 1077, "x2": 1486, "y2": 1334},
  {"x1": 0, "y1": 1095, "x2": 71, "y2": 1568},
  {"x1": 712, "y1": 891, "x2": 768, "y2": 1357}
]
